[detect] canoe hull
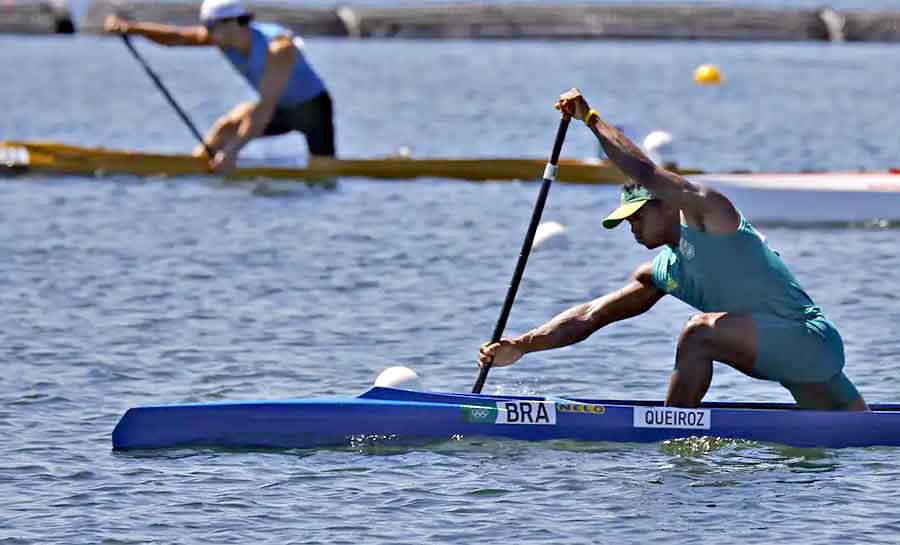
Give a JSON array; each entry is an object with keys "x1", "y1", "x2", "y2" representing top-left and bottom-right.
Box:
[
  {"x1": 0, "y1": 140, "x2": 635, "y2": 184},
  {"x1": 112, "y1": 387, "x2": 900, "y2": 450}
]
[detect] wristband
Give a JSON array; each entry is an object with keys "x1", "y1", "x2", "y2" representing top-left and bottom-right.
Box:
[{"x1": 583, "y1": 109, "x2": 599, "y2": 126}]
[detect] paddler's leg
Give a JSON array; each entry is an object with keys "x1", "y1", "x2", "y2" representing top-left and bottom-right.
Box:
[
  {"x1": 279, "y1": 91, "x2": 335, "y2": 157},
  {"x1": 752, "y1": 313, "x2": 868, "y2": 411},
  {"x1": 192, "y1": 101, "x2": 256, "y2": 157},
  {"x1": 783, "y1": 374, "x2": 869, "y2": 411},
  {"x1": 305, "y1": 92, "x2": 336, "y2": 157},
  {"x1": 667, "y1": 312, "x2": 757, "y2": 408}
]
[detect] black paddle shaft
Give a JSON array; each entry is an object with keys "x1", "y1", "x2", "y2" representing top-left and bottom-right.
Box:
[
  {"x1": 120, "y1": 35, "x2": 215, "y2": 159},
  {"x1": 472, "y1": 116, "x2": 571, "y2": 394}
]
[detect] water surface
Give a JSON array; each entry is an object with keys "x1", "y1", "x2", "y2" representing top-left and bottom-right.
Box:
[{"x1": 2, "y1": 34, "x2": 900, "y2": 545}]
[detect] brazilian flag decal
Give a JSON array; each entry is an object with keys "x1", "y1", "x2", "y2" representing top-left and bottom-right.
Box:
[{"x1": 462, "y1": 404, "x2": 499, "y2": 424}]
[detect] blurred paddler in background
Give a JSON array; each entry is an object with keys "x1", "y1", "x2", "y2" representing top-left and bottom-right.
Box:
[{"x1": 104, "y1": 0, "x2": 335, "y2": 174}]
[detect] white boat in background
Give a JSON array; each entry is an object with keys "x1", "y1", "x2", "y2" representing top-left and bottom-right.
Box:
[{"x1": 695, "y1": 171, "x2": 900, "y2": 223}]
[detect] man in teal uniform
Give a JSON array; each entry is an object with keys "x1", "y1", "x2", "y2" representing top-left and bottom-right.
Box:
[
  {"x1": 478, "y1": 88, "x2": 868, "y2": 411},
  {"x1": 104, "y1": 0, "x2": 334, "y2": 174}
]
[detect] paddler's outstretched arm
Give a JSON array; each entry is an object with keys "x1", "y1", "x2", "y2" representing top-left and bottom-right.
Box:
[
  {"x1": 478, "y1": 262, "x2": 664, "y2": 368},
  {"x1": 555, "y1": 88, "x2": 739, "y2": 234},
  {"x1": 104, "y1": 15, "x2": 212, "y2": 46}
]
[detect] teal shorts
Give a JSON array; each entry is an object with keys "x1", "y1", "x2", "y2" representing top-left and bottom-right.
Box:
[{"x1": 750, "y1": 313, "x2": 861, "y2": 408}]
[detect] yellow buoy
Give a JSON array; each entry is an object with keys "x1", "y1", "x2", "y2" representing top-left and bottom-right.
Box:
[{"x1": 693, "y1": 64, "x2": 722, "y2": 85}]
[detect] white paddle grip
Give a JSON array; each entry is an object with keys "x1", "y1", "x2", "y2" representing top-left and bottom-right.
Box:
[{"x1": 543, "y1": 163, "x2": 558, "y2": 181}]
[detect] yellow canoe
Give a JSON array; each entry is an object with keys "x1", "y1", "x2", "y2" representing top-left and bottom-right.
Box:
[{"x1": 0, "y1": 140, "x2": 701, "y2": 184}]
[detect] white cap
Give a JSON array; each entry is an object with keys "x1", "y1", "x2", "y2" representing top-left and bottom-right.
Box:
[{"x1": 200, "y1": 0, "x2": 249, "y2": 23}]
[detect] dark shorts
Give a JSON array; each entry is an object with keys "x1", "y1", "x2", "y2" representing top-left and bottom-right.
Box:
[
  {"x1": 750, "y1": 312, "x2": 861, "y2": 408},
  {"x1": 263, "y1": 91, "x2": 335, "y2": 157}
]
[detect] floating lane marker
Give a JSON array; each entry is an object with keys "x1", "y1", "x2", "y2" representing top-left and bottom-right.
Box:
[{"x1": 532, "y1": 221, "x2": 568, "y2": 250}]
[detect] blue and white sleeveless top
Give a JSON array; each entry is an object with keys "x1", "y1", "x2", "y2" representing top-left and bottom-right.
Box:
[
  {"x1": 650, "y1": 216, "x2": 820, "y2": 321},
  {"x1": 221, "y1": 22, "x2": 326, "y2": 107}
]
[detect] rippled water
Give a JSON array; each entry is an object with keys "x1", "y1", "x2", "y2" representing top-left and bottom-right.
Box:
[{"x1": 2, "y1": 34, "x2": 900, "y2": 544}]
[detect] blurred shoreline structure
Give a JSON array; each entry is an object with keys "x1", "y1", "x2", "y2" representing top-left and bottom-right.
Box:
[
  {"x1": 0, "y1": 1, "x2": 74, "y2": 34},
  {"x1": 3, "y1": 1, "x2": 900, "y2": 42}
]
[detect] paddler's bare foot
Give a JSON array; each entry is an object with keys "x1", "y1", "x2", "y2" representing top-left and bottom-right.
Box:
[{"x1": 209, "y1": 149, "x2": 238, "y2": 175}]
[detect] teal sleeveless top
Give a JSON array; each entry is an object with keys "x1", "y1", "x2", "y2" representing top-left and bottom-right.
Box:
[
  {"x1": 222, "y1": 22, "x2": 327, "y2": 107},
  {"x1": 650, "y1": 216, "x2": 820, "y2": 321}
]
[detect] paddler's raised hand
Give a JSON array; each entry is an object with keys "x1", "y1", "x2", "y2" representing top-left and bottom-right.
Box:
[
  {"x1": 554, "y1": 88, "x2": 591, "y2": 123},
  {"x1": 478, "y1": 340, "x2": 524, "y2": 369},
  {"x1": 104, "y1": 15, "x2": 131, "y2": 35}
]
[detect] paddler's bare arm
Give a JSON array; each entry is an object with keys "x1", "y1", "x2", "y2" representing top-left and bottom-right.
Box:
[
  {"x1": 477, "y1": 262, "x2": 665, "y2": 368},
  {"x1": 104, "y1": 15, "x2": 212, "y2": 46},
  {"x1": 226, "y1": 36, "x2": 295, "y2": 149},
  {"x1": 555, "y1": 88, "x2": 740, "y2": 234},
  {"x1": 210, "y1": 36, "x2": 296, "y2": 173}
]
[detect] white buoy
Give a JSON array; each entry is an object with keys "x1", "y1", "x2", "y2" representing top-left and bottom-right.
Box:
[
  {"x1": 532, "y1": 221, "x2": 568, "y2": 250},
  {"x1": 374, "y1": 366, "x2": 423, "y2": 390},
  {"x1": 643, "y1": 131, "x2": 675, "y2": 166}
]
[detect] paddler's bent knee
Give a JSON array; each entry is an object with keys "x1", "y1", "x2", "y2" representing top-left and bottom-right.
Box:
[
  {"x1": 677, "y1": 313, "x2": 718, "y2": 353},
  {"x1": 677, "y1": 312, "x2": 757, "y2": 375}
]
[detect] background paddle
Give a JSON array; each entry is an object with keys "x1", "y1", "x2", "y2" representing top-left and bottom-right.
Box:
[
  {"x1": 472, "y1": 115, "x2": 570, "y2": 394},
  {"x1": 120, "y1": 34, "x2": 214, "y2": 159}
]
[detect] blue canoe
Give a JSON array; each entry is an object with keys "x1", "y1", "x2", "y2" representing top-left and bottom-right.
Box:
[{"x1": 112, "y1": 387, "x2": 900, "y2": 450}]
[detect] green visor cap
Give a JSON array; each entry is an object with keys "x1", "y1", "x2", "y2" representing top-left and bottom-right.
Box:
[{"x1": 602, "y1": 185, "x2": 654, "y2": 229}]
